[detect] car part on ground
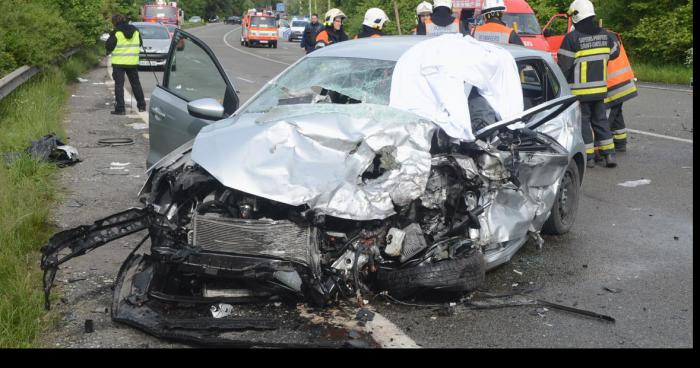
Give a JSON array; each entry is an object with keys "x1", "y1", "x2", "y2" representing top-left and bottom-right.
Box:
[{"x1": 3, "y1": 133, "x2": 80, "y2": 167}]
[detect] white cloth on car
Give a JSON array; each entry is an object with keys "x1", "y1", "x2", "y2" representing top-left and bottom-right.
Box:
[{"x1": 389, "y1": 33, "x2": 524, "y2": 141}]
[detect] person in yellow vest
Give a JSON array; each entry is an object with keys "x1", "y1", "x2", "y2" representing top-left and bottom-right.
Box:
[
  {"x1": 105, "y1": 14, "x2": 146, "y2": 115},
  {"x1": 472, "y1": 0, "x2": 524, "y2": 45},
  {"x1": 355, "y1": 8, "x2": 389, "y2": 39},
  {"x1": 411, "y1": 2, "x2": 433, "y2": 35},
  {"x1": 416, "y1": 0, "x2": 467, "y2": 36},
  {"x1": 604, "y1": 33, "x2": 638, "y2": 153}
]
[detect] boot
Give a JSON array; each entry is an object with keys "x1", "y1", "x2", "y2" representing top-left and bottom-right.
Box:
[
  {"x1": 615, "y1": 144, "x2": 627, "y2": 153},
  {"x1": 604, "y1": 154, "x2": 617, "y2": 168}
]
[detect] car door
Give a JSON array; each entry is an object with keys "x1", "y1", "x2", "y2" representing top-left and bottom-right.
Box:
[
  {"x1": 147, "y1": 29, "x2": 239, "y2": 168},
  {"x1": 542, "y1": 13, "x2": 571, "y2": 57}
]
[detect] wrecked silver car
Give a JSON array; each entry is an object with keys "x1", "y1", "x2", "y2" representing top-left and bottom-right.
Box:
[{"x1": 41, "y1": 32, "x2": 585, "y2": 346}]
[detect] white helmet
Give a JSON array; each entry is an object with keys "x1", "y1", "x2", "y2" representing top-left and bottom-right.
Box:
[
  {"x1": 433, "y1": 0, "x2": 452, "y2": 10},
  {"x1": 363, "y1": 8, "x2": 389, "y2": 29},
  {"x1": 416, "y1": 1, "x2": 433, "y2": 15},
  {"x1": 324, "y1": 8, "x2": 346, "y2": 26},
  {"x1": 567, "y1": 0, "x2": 595, "y2": 24},
  {"x1": 482, "y1": 0, "x2": 506, "y2": 16}
]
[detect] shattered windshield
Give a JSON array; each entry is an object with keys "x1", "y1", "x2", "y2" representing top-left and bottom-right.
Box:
[{"x1": 243, "y1": 57, "x2": 395, "y2": 114}]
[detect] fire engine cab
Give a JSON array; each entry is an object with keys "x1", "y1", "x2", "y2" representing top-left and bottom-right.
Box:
[{"x1": 241, "y1": 10, "x2": 278, "y2": 48}]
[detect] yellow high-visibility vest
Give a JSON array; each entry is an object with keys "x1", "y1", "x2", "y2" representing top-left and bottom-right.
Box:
[{"x1": 112, "y1": 31, "x2": 140, "y2": 66}]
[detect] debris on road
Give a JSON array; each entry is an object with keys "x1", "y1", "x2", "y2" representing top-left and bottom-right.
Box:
[
  {"x1": 355, "y1": 308, "x2": 375, "y2": 326},
  {"x1": 513, "y1": 269, "x2": 523, "y2": 275},
  {"x1": 617, "y1": 179, "x2": 651, "y2": 188},
  {"x1": 603, "y1": 286, "x2": 621, "y2": 294},
  {"x1": 3, "y1": 133, "x2": 80, "y2": 167},
  {"x1": 97, "y1": 138, "x2": 134, "y2": 147},
  {"x1": 210, "y1": 303, "x2": 235, "y2": 318},
  {"x1": 84, "y1": 320, "x2": 94, "y2": 333},
  {"x1": 77, "y1": 77, "x2": 89, "y2": 83}
]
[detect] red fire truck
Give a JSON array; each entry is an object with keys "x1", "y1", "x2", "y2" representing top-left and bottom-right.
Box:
[
  {"x1": 240, "y1": 10, "x2": 278, "y2": 48},
  {"x1": 141, "y1": 1, "x2": 184, "y2": 26}
]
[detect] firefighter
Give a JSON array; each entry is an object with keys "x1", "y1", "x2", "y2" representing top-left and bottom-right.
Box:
[
  {"x1": 105, "y1": 14, "x2": 147, "y2": 115},
  {"x1": 604, "y1": 33, "x2": 638, "y2": 153},
  {"x1": 355, "y1": 8, "x2": 390, "y2": 39},
  {"x1": 557, "y1": 0, "x2": 620, "y2": 168},
  {"x1": 315, "y1": 8, "x2": 349, "y2": 49},
  {"x1": 472, "y1": 0, "x2": 524, "y2": 46},
  {"x1": 411, "y1": 2, "x2": 433, "y2": 35},
  {"x1": 416, "y1": 0, "x2": 467, "y2": 36}
]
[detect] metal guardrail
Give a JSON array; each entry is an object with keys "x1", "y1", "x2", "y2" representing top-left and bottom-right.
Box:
[{"x1": 0, "y1": 48, "x2": 83, "y2": 102}]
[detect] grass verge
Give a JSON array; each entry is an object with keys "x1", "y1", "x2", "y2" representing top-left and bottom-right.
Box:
[
  {"x1": 633, "y1": 61, "x2": 693, "y2": 85},
  {"x1": 0, "y1": 45, "x2": 102, "y2": 347}
]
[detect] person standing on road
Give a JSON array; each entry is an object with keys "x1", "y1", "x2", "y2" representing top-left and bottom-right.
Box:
[
  {"x1": 416, "y1": 0, "x2": 467, "y2": 36},
  {"x1": 355, "y1": 8, "x2": 390, "y2": 39},
  {"x1": 315, "y1": 8, "x2": 349, "y2": 49},
  {"x1": 604, "y1": 33, "x2": 638, "y2": 153},
  {"x1": 411, "y1": 2, "x2": 433, "y2": 35},
  {"x1": 557, "y1": 0, "x2": 619, "y2": 168},
  {"x1": 472, "y1": 0, "x2": 524, "y2": 46},
  {"x1": 301, "y1": 14, "x2": 323, "y2": 54},
  {"x1": 105, "y1": 14, "x2": 147, "y2": 115}
]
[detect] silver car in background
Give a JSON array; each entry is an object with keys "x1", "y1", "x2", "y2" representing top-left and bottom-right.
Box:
[{"x1": 132, "y1": 22, "x2": 171, "y2": 70}]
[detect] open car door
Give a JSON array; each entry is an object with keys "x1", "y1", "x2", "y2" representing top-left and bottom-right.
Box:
[
  {"x1": 147, "y1": 29, "x2": 239, "y2": 168},
  {"x1": 542, "y1": 13, "x2": 572, "y2": 60}
]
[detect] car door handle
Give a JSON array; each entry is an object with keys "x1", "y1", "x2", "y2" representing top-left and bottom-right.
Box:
[{"x1": 151, "y1": 107, "x2": 166, "y2": 120}]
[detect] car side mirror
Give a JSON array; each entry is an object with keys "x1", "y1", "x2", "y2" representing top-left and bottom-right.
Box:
[
  {"x1": 187, "y1": 98, "x2": 224, "y2": 120},
  {"x1": 543, "y1": 28, "x2": 553, "y2": 37}
]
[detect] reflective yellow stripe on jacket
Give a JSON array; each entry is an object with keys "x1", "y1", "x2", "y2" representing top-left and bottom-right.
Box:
[{"x1": 112, "y1": 31, "x2": 140, "y2": 66}]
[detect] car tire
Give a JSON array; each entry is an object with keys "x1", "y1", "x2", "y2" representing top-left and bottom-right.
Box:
[
  {"x1": 375, "y1": 251, "x2": 485, "y2": 298},
  {"x1": 542, "y1": 159, "x2": 581, "y2": 235}
]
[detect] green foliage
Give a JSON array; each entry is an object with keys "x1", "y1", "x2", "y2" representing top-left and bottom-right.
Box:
[{"x1": 625, "y1": 1, "x2": 692, "y2": 64}]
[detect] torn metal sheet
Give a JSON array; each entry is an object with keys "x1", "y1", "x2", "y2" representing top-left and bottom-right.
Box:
[{"x1": 192, "y1": 104, "x2": 435, "y2": 220}]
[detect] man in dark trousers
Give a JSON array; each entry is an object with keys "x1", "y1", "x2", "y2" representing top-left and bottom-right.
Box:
[
  {"x1": 301, "y1": 14, "x2": 323, "y2": 54},
  {"x1": 557, "y1": 0, "x2": 619, "y2": 168},
  {"x1": 105, "y1": 14, "x2": 146, "y2": 115}
]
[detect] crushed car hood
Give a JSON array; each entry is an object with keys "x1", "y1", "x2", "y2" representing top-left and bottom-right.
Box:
[{"x1": 191, "y1": 104, "x2": 435, "y2": 220}]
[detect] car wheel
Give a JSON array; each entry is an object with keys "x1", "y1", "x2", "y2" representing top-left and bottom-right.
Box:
[
  {"x1": 375, "y1": 251, "x2": 485, "y2": 298},
  {"x1": 542, "y1": 159, "x2": 581, "y2": 235}
]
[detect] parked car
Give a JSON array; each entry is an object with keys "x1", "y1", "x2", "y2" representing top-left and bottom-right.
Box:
[
  {"x1": 188, "y1": 15, "x2": 202, "y2": 23},
  {"x1": 208, "y1": 15, "x2": 220, "y2": 23},
  {"x1": 288, "y1": 19, "x2": 308, "y2": 41},
  {"x1": 225, "y1": 15, "x2": 241, "y2": 24},
  {"x1": 41, "y1": 31, "x2": 584, "y2": 347},
  {"x1": 131, "y1": 22, "x2": 171, "y2": 70}
]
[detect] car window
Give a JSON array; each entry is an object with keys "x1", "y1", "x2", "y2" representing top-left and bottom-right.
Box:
[
  {"x1": 251, "y1": 16, "x2": 276, "y2": 27},
  {"x1": 292, "y1": 21, "x2": 308, "y2": 27},
  {"x1": 165, "y1": 32, "x2": 228, "y2": 104},
  {"x1": 517, "y1": 58, "x2": 560, "y2": 110},
  {"x1": 502, "y1": 13, "x2": 542, "y2": 35},
  {"x1": 137, "y1": 25, "x2": 170, "y2": 39},
  {"x1": 243, "y1": 57, "x2": 395, "y2": 113}
]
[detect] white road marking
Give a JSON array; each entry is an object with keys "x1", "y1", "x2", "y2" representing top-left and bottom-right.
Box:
[
  {"x1": 638, "y1": 84, "x2": 693, "y2": 93},
  {"x1": 628, "y1": 129, "x2": 693, "y2": 144},
  {"x1": 236, "y1": 76, "x2": 255, "y2": 84},
  {"x1": 222, "y1": 27, "x2": 292, "y2": 66}
]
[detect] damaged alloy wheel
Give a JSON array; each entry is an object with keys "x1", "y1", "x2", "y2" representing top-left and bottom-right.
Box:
[{"x1": 542, "y1": 160, "x2": 581, "y2": 235}]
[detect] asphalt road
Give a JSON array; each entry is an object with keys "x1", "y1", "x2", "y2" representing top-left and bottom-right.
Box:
[{"x1": 67, "y1": 23, "x2": 693, "y2": 347}]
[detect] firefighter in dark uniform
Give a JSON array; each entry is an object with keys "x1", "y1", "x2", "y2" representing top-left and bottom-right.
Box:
[
  {"x1": 105, "y1": 14, "x2": 147, "y2": 115},
  {"x1": 416, "y1": 0, "x2": 468, "y2": 36},
  {"x1": 315, "y1": 8, "x2": 349, "y2": 49},
  {"x1": 472, "y1": 0, "x2": 524, "y2": 46},
  {"x1": 557, "y1": 0, "x2": 620, "y2": 168},
  {"x1": 604, "y1": 33, "x2": 638, "y2": 153},
  {"x1": 355, "y1": 8, "x2": 389, "y2": 39}
]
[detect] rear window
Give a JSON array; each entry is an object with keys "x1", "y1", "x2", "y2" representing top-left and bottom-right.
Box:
[
  {"x1": 251, "y1": 16, "x2": 276, "y2": 28},
  {"x1": 137, "y1": 25, "x2": 170, "y2": 39}
]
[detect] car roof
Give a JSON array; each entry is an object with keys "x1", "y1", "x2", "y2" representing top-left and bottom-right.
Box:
[
  {"x1": 131, "y1": 22, "x2": 168, "y2": 28},
  {"x1": 307, "y1": 35, "x2": 552, "y2": 62}
]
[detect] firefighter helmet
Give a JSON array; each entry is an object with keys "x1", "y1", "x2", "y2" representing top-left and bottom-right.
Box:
[
  {"x1": 324, "y1": 8, "x2": 346, "y2": 26},
  {"x1": 363, "y1": 8, "x2": 389, "y2": 29},
  {"x1": 482, "y1": 0, "x2": 507, "y2": 16},
  {"x1": 416, "y1": 1, "x2": 433, "y2": 15},
  {"x1": 567, "y1": 0, "x2": 595, "y2": 24},
  {"x1": 433, "y1": 0, "x2": 453, "y2": 10}
]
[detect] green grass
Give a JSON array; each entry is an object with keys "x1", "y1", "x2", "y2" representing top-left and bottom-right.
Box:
[
  {"x1": 181, "y1": 21, "x2": 206, "y2": 30},
  {"x1": 0, "y1": 45, "x2": 101, "y2": 347},
  {"x1": 633, "y1": 61, "x2": 693, "y2": 85}
]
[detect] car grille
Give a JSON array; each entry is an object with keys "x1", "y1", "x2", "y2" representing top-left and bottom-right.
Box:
[{"x1": 193, "y1": 215, "x2": 313, "y2": 265}]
